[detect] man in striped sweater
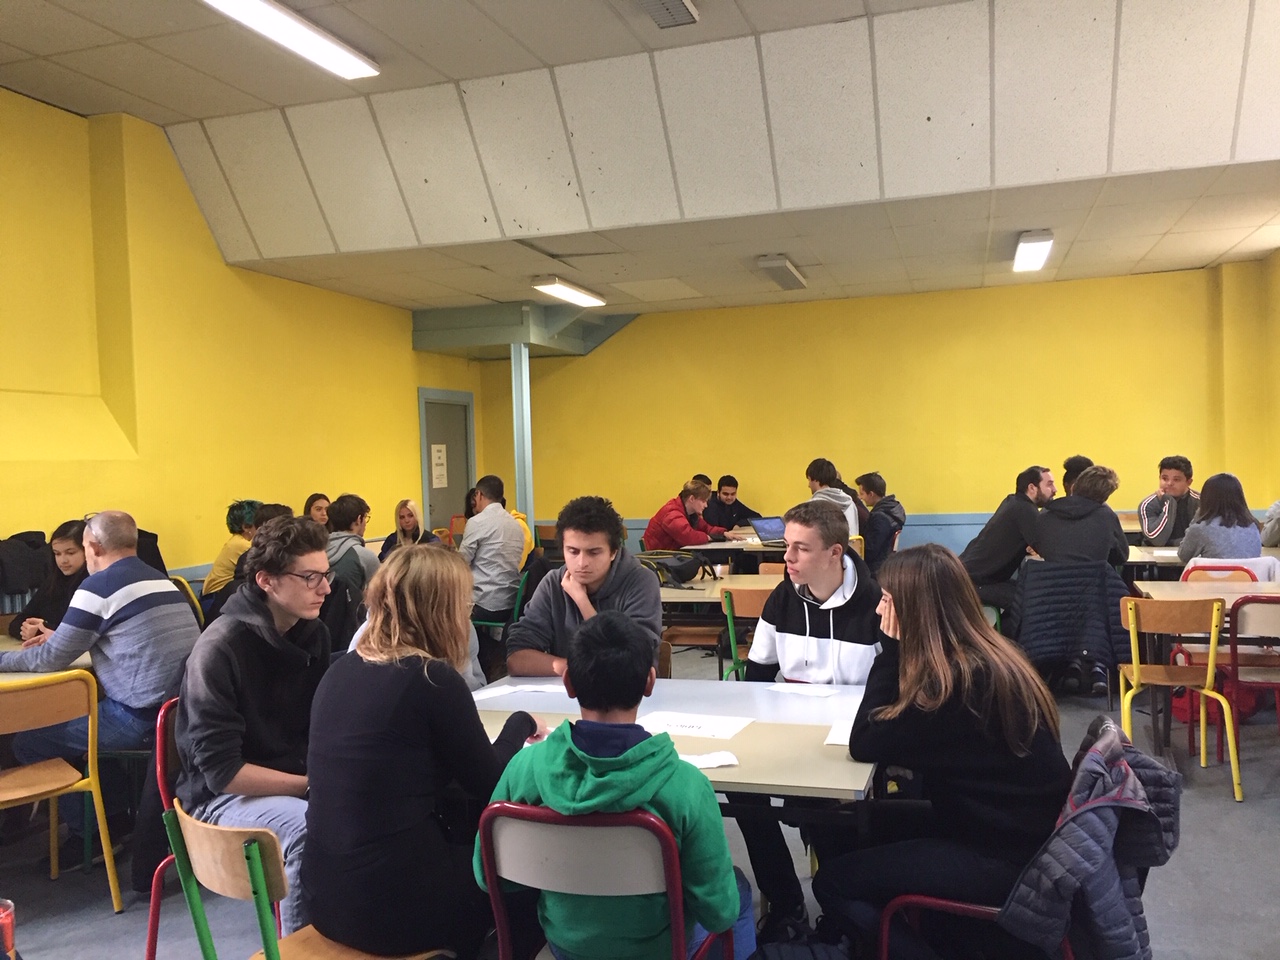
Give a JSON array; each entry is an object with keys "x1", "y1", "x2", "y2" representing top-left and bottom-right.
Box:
[{"x1": 0, "y1": 511, "x2": 199, "y2": 858}]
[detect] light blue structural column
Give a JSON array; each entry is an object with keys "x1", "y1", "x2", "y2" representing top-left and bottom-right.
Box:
[{"x1": 510, "y1": 342, "x2": 535, "y2": 517}]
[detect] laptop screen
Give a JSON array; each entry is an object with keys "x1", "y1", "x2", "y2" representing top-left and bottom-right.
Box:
[{"x1": 750, "y1": 517, "x2": 785, "y2": 541}]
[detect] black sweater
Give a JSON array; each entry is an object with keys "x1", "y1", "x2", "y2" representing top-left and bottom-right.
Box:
[
  {"x1": 703, "y1": 496, "x2": 763, "y2": 531},
  {"x1": 1034, "y1": 496, "x2": 1128, "y2": 567},
  {"x1": 960, "y1": 494, "x2": 1039, "y2": 586},
  {"x1": 849, "y1": 638, "x2": 1071, "y2": 865},
  {"x1": 6, "y1": 565, "x2": 88, "y2": 638},
  {"x1": 303, "y1": 654, "x2": 535, "y2": 956}
]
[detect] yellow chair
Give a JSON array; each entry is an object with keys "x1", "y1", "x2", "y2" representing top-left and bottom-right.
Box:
[
  {"x1": 0, "y1": 669, "x2": 124, "y2": 911},
  {"x1": 170, "y1": 575, "x2": 205, "y2": 628},
  {"x1": 1119, "y1": 597, "x2": 1241, "y2": 801},
  {"x1": 758, "y1": 563, "x2": 785, "y2": 575},
  {"x1": 849, "y1": 536, "x2": 865, "y2": 558}
]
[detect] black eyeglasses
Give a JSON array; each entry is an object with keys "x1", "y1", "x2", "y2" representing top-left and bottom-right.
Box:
[{"x1": 280, "y1": 569, "x2": 337, "y2": 589}]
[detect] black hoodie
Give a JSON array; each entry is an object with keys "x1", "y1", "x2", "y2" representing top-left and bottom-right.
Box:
[
  {"x1": 1034, "y1": 496, "x2": 1129, "y2": 567},
  {"x1": 864, "y1": 495, "x2": 907, "y2": 573},
  {"x1": 176, "y1": 583, "x2": 331, "y2": 811}
]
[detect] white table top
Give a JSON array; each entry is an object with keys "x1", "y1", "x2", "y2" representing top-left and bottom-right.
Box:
[
  {"x1": 1140, "y1": 581, "x2": 1280, "y2": 601},
  {"x1": 1126, "y1": 545, "x2": 1280, "y2": 566},
  {"x1": 476, "y1": 676, "x2": 873, "y2": 801},
  {"x1": 660, "y1": 573, "x2": 783, "y2": 605}
]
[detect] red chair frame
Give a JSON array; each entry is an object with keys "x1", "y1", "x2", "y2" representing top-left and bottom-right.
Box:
[
  {"x1": 144, "y1": 698, "x2": 180, "y2": 960},
  {"x1": 478, "y1": 801, "x2": 731, "y2": 960},
  {"x1": 1179, "y1": 564, "x2": 1259, "y2": 583},
  {"x1": 1226, "y1": 594, "x2": 1280, "y2": 747},
  {"x1": 878, "y1": 894, "x2": 1075, "y2": 960}
]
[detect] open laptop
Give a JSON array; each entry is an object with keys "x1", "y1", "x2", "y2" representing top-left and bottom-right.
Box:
[{"x1": 748, "y1": 516, "x2": 787, "y2": 548}]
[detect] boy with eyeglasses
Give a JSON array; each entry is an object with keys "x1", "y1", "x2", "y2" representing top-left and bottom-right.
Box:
[{"x1": 175, "y1": 516, "x2": 334, "y2": 935}]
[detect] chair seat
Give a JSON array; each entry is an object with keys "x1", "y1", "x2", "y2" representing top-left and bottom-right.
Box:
[
  {"x1": 1119, "y1": 664, "x2": 1215, "y2": 687},
  {"x1": 661, "y1": 626, "x2": 722, "y2": 648},
  {"x1": 0, "y1": 758, "x2": 83, "y2": 806},
  {"x1": 1236, "y1": 667, "x2": 1280, "y2": 685},
  {"x1": 253, "y1": 925, "x2": 456, "y2": 959}
]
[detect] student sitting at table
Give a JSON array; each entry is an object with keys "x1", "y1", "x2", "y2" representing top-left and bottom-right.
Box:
[
  {"x1": 806, "y1": 459, "x2": 862, "y2": 537},
  {"x1": 377, "y1": 498, "x2": 439, "y2": 561},
  {"x1": 203, "y1": 499, "x2": 262, "y2": 598},
  {"x1": 507, "y1": 496, "x2": 662, "y2": 677},
  {"x1": 7, "y1": 519, "x2": 88, "y2": 643},
  {"x1": 959, "y1": 465, "x2": 1055, "y2": 614},
  {"x1": 203, "y1": 504, "x2": 294, "y2": 624},
  {"x1": 303, "y1": 492, "x2": 330, "y2": 528},
  {"x1": 644, "y1": 480, "x2": 746, "y2": 551},
  {"x1": 306, "y1": 545, "x2": 541, "y2": 959},
  {"x1": 1177, "y1": 472, "x2": 1263, "y2": 562},
  {"x1": 477, "y1": 610, "x2": 755, "y2": 960},
  {"x1": 1138, "y1": 455, "x2": 1199, "y2": 546},
  {"x1": 702, "y1": 474, "x2": 764, "y2": 531},
  {"x1": 812, "y1": 544, "x2": 1071, "y2": 960},
  {"x1": 1061, "y1": 454, "x2": 1094, "y2": 497},
  {"x1": 855, "y1": 472, "x2": 906, "y2": 574},
  {"x1": 1033, "y1": 465, "x2": 1129, "y2": 567},
  {"x1": 733, "y1": 499, "x2": 882, "y2": 944}
]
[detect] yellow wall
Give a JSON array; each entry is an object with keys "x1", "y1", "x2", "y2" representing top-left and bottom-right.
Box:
[
  {"x1": 0, "y1": 90, "x2": 482, "y2": 568},
  {"x1": 478, "y1": 265, "x2": 1278, "y2": 520}
]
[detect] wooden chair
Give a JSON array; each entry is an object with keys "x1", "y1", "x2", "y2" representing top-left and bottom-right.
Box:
[
  {"x1": 448, "y1": 514, "x2": 468, "y2": 544},
  {"x1": 758, "y1": 563, "x2": 785, "y2": 575},
  {"x1": 477, "y1": 801, "x2": 732, "y2": 960},
  {"x1": 1119, "y1": 597, "x2": 1242, "y2": 801},
  {"x1": 431, "y1": 528, "x2": 453, "y2": 548},
  {"x1": 657, "y1": 640, "x2": 673, "y2": 679},
  {"x1": 0, "y1": 669, "x2": 123, "y2": 912},
  {"x1": 534, "y1": 524, "x2": 558, "y2": 548},
  {"x1": 165, "y1": 799, "x2": 453, "y2": 960},
  {"x1": 719, "y1": 588, "x2": 771, "y2": 681},
  {"x1": 1225, "y1": 595, "x2": 1280, "y2": 751},
  {"x1": 170, "y1": 575, "x2": 205, "y2": 628},
  {"x1": 849, "y1": 536, "x2": 865, "y2": 558}
]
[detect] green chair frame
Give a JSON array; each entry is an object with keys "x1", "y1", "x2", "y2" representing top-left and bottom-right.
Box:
[
  {"x1": 720, "y1": 588, "x2": 770, "y2": 681},
  {"x1": 473, "y1": 570, "x2": 530, "y2": 637}
]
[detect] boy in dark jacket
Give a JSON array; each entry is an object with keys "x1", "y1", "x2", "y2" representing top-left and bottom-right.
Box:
[
  {"x1": 703, "y1": 474, "x2": 764, "y2": 531},
  {"x1": 855, "y1": 472, "x2": 906, "y2": 573},
  {"x1": 175, "y1": 516, "x2": 332, "y2": 935},
  {"x1": 1034, "y1": 466, "x2": 1128, "y2": 567}
]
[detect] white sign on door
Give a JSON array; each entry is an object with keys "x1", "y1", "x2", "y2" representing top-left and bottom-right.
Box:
[{"x1": 431, "y1": 444, "x2": 448, "y2": 489}]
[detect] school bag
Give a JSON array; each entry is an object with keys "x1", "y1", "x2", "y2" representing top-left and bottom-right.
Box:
[{"x1": 635, "y1": 549, "x2": 714, "y2": 588}]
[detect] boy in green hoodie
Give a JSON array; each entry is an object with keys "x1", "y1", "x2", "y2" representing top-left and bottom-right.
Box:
[{"x1": 475, "y1": 610, "x2": 755, "y2": 960}]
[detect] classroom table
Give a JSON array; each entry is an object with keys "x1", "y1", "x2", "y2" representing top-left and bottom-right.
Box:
[
  {"x1": 1116, "y1": 512, "x2": 1141, "y2": 535},
  {"x1": 659, "y1": 573, "x2": 784, "y2": 605},
  {"x1": 0, "y1": 636, "x2": 91, "y2": 677},
  {"x1": 476, "y1": 676, "x2": 873, "y2": 801}
]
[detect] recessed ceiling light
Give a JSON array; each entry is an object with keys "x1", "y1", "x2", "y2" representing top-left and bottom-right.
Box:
[
  {"x1": 1013, "y1": 230, "x2": 1054, "y2": 272},
  {"x1": 531, "y1": 276, "x2": 606, "y2": 308},
  {"x1": 200, "y1": 0, "x2": 379, "y2": 80},
  {"x1": 639, "y1": 0, "x2": 700, "y2": 29}
]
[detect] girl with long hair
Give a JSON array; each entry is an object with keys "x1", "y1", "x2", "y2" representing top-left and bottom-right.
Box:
[
  {"x1": 377, "y1": 498, "x2": 438, "y2": 561},
  {"x1": 8, "y1": 520, "x2": 89, "y2": 644},
  {"x1": 813, "y1": 544, "x2": 1071, "y2": 958},
  {"x1": 1177, "y1": 472, "x2": 1262, "y2": 562},
  {"x1": 303, "y1": 545, "x2": 542, "y2": 958}
]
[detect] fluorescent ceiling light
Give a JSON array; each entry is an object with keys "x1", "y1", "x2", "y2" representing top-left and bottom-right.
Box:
[
  {"x1": 639, "y1": 0, "x2": 700, "y2": 28},
  {"x1": 1012, "y1": 229, "x2": 1054, "y2": 272},
  {"x1": 532, "y1": 276, "x2": 606, "y2": 308},
  {"x1": 200, "y1": 0, "x2": 379, "y2": 80}
]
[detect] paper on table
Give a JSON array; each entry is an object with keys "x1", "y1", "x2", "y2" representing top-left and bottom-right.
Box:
[
  {"x1": 767, "y1": 684, "x2": 840, "y2": 697},
  {"x1": 472, "y1": 684, "x2": 565, "y2": 702},
  {"x1": 679, "y1": 751, "x2": 739, "y2": 769},
  {"x1": 639, "y1": 711, "x2": 754, "y2": 740},
  {"x1": 1152, "y1": 549, "x2": 1180, "y2": 558},
  {"x1": 824, "y1": 717, "x2": 854, "y2": 746}
]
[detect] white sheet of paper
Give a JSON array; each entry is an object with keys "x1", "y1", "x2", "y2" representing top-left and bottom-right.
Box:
[
  {"x1": 472, "y1": 684, "x2": 565, "y2": 702},
  {"x1": 638, "y1": 711, "x2": 753, "y2": 739},
  {"x1": 1152, "y1": 548, "x2": 1179, "y2": 558},
  {"x1": 679, "y1": 751, "x2": 739, "y2": 769},
  {"x1": 825, "y1": 717, "x2": 854, "y2": 746},
  {"x1": 767, "y1": 684, "x2": 840, "y2": 697}
]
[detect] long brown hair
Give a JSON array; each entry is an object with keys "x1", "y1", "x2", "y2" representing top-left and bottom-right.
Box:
[
  {"x1": 356, "y1": 545, "x2": 471, "y2": 671},
  {"x1": 1194, "y1": 473, "x2": 1260, "y2": 529},
  {"x1": 874, "y1": 544, "x2": 1059, "y2": 755}
]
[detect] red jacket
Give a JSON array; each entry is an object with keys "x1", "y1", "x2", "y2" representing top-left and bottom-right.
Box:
[{"x1": 643, "y1": 497, "x2": 726, "y2": 551}]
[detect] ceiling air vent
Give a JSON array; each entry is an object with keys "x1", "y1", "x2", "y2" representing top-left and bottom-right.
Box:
[{"x1": 639, "y1": 0, "x2": 699, "y2": 29}]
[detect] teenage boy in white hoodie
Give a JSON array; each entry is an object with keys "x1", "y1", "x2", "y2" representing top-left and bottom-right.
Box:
[{"x1": 806, "y1": 458, "x2": 861, "y2": 537}]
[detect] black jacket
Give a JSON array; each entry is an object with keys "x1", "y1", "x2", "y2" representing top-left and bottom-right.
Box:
[
  {"x1": 703, "y1": 496, "x2": 763, "y2": 530},
  {"x1": 1035, "y1": 496, "x2": 1128, "y2": 567},
  {"x1": 1008, "y1": 561, "x2": 1135, "y2": 670},
  {"x1": 864, "y1": 495, "x2": 906, "y2": 572},
  {"x1": 175, "y1": 583, "x2": 331, "y2": 811},
  {"x1": 961, "y1": 494, "x2": 1040, "y2": 586},
  {"x1": 6, "y1": 564, "x2": 88, "y2": 638}
]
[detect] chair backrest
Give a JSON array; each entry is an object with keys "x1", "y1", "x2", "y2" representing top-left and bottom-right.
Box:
[
  {"x1": 1122, "y1": 597, "x2": 1224, "y2": 687},
  {"x1": 534, "y1": 524, "x2": 557, "y2": 547},
  {"x1": 1184, "y1": 555, "x2": 1280, "y2": 582},
  {"x1": 1181, "y1": 564, "x2": 1257, "y2": 583},
  {"x1": 449, "y1": 514, "x2": 468, "y2": 541},
  {"x1": 0, "y1": 668, "x2": 95, "y2": 737},
  {"x1": 849, "y1": 536, "x2": 865, "y2": 557},
  {"x1": 155, "y1": 698, "x2": 181, "y2": 811},
  {"x1": 171, "y1": 799, "x2": 288, "y2": 903},
  {"x1": 170, "y1": 575, "x2": 205, "y2": 628},
  {"x1": 1230, "y1": 595, "x2": 1280, "y2": 645},
  {"x1": 720, "y1": 588, "x2": 771, "y2": 620},
  {"x1": 657, "y1": 640, "x2": 673, "y2": 679},
  {"x1": 891, "y1": 529, "x2": 901, "y2": 552},
  {"x1": 478, "y1": 802, "x2": 688, "y2": 960},
  {"x1": 758, "y1": 563, "x2": 785, "y2": 575},
  {"x1": 512, "y1": 570, "x2": 531, "y2": 621}
]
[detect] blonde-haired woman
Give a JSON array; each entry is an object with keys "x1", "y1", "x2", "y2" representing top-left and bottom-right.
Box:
[
  {"x1": 813, "y1": 544, "x2": 1071, "y2": 958},
  {"x1": 377, "y1": 498, "x2": 438, "y2": 561},
  {"x1": 304, "y1": 545, "x2": 540, "y2": 958}
]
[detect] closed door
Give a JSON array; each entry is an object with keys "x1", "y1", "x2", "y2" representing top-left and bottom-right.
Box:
[{"x1": 421, "y1": 400, "x2": 472, "y2": 531}]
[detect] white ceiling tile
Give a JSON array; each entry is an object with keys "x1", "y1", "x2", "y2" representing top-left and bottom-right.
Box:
[
  {"x1": 866, "y1": 0, "x2": 969, "y2": 12},
  {"x1": 435, "y1": 240, "x2": 562, "y2": 271},
  {"x1": 679, "y1": 272, "x2": 779, "y2": 297},
  {"x1": 165, "y1": 121, "x2": 259, "y2": 262},
  {"x1": 875, "y1": 0, "x2": 991, "y2": 198},
  {"x1": 1111, "y1": 0, "x2": 1250, "y2": 172},
  {"x1": 300, "y1": 5, "x2": 447, "y2": 92},
  {"x1": 1172, "y1": 193, "x2": 1280, "y2": 232},
  {"x1": 990, "y1": 211, "x2": 1089, "y2": 247},
  {"x1": 787, "y1": 203, "x2": 893, "y2": 234},
  {"x1": 841, "y1": 280, "x2": 915, "y2": 298},
  {"x1": 416, "y1": 295, "x2": 496, "y2": 308},
  {"x1": 53, "y1": 43, "x2": 268, "y2": 118},
  {"x1": 0, "y1": 41, "x2": 32, "y2": 63},
  {"x1": 312, "y1": 247, "x2": 470, "y2": 277},
  {"x1": 738, "y1": 0, "x2": 864, "y2": 32},
  {"x1": 762, "y1": 21, "x2": 880, "y2": 208},
  {"x1": 1060, "y1": 235, "x2": 1161, "y2": 265},
  {"x1": 655, "y1": 37, "x2": 777, "y2": 218},
  {"x1": 371, "y1": 85, "x2": 501, "y2": 244},
  {"x1": 911, "y1": 274, "x2": 982, "y2": 292},
  {"x1": 993, "y1": 0, "x2": 1114, "y2": 185},
  {"x1": 1236, "y1": 0, "x2": 1280, "y2": 162},
  {"x1": 992, "y1": 180, "x2": 1104, "y2": 217},
  {"x1": 632, "y1": 297, "x2": 720, "y2": 312},
  {"x1": 1096, "y1": 167, "x2": 1224, "y2": 205},
  {"x1": 600, "y1": 213, "x2": 798, "y2": 251},
  {"x1": 604, "y1": 0, "x2": 753, "y2": 50},
  {"x1": 827, "y1": 259, "x2": 910, "y2": 284},
  {"x1": 53, "y1": 0, "x2": 223, "y2": 38},
  {"x1": 894, "y1": 218, "x2": 989, "y2": 257},
  {"x1": 347, "y1": 0, "x2": 541, "y2": 80},
  {"x1": 461, "y1": 69, "x2": 589, "y2": 235},
  {"x1": 0, "y1": 0, "x2": 122, "y2": 55},
  {"x1": 471, "y1": 0, "x2": 643, "y2": 65},
  {"x1": 801, "y1": 228, "x2": 903, "y2": 265},
  {"x1": 1077, "y1": 200, "x2": 1195, "y2": 240},
  {"x1": 884, "y1": 189, "x2": 991, "y2": 226},
  {"x1": 286, "y1": 98, "x2": 417, "y2": 251},
  {"x1": 144, "y1": 25, "x2": 357, "y2": 106},
  {"x1": 1144, "y1": 228, "x2": 1255, "y2": 261},
  {"x1": 1130, "y1": 259, "x2": 1207, "y2": 275},
  {"x1": 1220, "y1": 224, "x2": 1280, "y2": 257},
  {"x1": 354, "y1": 273, "x2": 469, "y2": 301},
  {"x1": 902, "y1": 253, "x2": 986, "y2": 278},
  {"x1": 204, "y1": 110, "x2": 335, "y2": 257},
  {"x1": 525, "y1": 234, "x2": 623, "y2": 256},
  {"x1": 612, "y1": 278, "x2": 704, "y2": 301},
  {"x1": 555, "y1": 54, "x2": 681, "y2": 229},
  {"x1": 981, "y1": 269, "x2": 1056, "y2": 287},
  {"x1": 0, "y1": 58, "x2": 186, "y2": 123},
  {"x1": 1204, "y1": 161, "x2": 1280, "y2": 196},
  {"x1": 1054, "y1": 261, "x2": 1134, "y2": 281}
]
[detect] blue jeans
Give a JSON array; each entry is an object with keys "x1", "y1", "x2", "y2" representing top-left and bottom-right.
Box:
[
  {"x1": 549, "y1": 867, "x2": 755, "y2": 960},
  {"x1": 12, "y1": 697, "x2": 156, "y2": 837}
]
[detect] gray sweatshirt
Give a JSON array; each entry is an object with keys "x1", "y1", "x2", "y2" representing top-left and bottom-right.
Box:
[
  {"x1": 1177, "y1": 517, "x2": 1263, "y2": 563},
  {"x1": 1263, "y1": 501, "x2": 1280, "y2": 549},
  {"x1": 810, "y1": 487, "x2": 860, "y2": 536}
]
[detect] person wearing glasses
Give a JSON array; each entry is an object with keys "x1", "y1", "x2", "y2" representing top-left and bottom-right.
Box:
[{"x1": 175, "y1": 516, "x2": 334, "y2": 936}]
